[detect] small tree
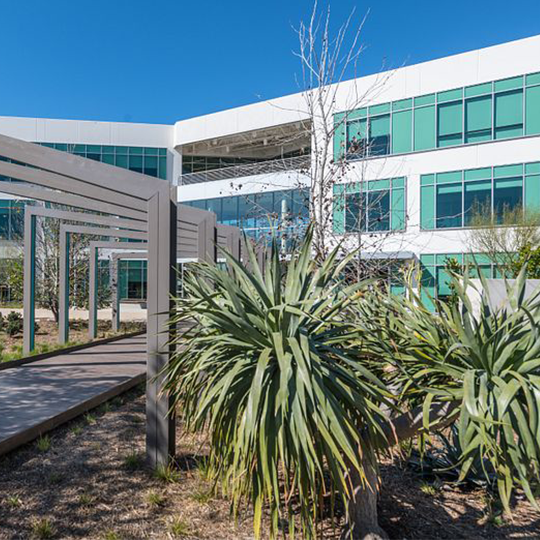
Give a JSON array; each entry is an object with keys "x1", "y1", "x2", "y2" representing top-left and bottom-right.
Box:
[{"x1": 467, "y1": 203, "x2": 540, "y2": 274}]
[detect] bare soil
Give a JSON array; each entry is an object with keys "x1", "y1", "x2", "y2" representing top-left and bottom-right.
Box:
[{"x1": 0, "y1": 386, "x2": 538, "y2": 540}]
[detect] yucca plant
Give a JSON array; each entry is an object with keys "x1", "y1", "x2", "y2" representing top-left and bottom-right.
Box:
[
  {"x1": 163, "y1": 227, "x2": 394, "y2": 538},
  {"x1": 374, "y1": 266, "x2": 540, "y2": 514}
]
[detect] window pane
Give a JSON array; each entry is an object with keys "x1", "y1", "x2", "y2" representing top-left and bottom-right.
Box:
[
  {"x1": 526, "y1": 86, "x2": 540, "y2": 135},
  {"x1": 464, "y1": 180, "x2": 491, "y2": 225},
  {"x1": 345, "y1": 192, "x2": 366, "y2": 233},
  {"x1": 256, "y1": 192, "x2": 274, "y2": 228},
  {"x1": 414, "y1": 106, "x2": 436, "y2": 150},
  {"x1": 222, "y1": 197, "x2": 238, "y2": 225},
  {"x1": 369, "y1": 114, "x2": 390, "y2": 156},
  {"x1": 495, "y1": 90, "x2": 523, "y2": 139},
  {"x1": 368, "y1": 190, "x2": 390, "y2": 231},
  {"x1": 437, "y1": 101, "x2": 463, "y2": 147},
  {"x1": 465, "y1": 95, "x2": 492, "y2": 143},
  {"x1": 436, "y1": 183, "x2": 462, "y2": 228},
  {"x1": 207, "y1": 199, "x2": 222, "y2": 221},
  {"x1": 143, "y1": 155, "x2": 158, "y2": 177},
  {"x1": 494, "y1": 177, "x2": 523, "y2": 222},
  {"x1": 0, "y1": 202, "x2": 9, "y2": 239},
  {"x1": 347, "y1": 119, "x2": 367, "y2": 157},
  {"x1": 128, "y1": 155, "x2": 143, "y2": 173},
  {"x1": 392, "y1": 110, "x2": 412, "y2": 154}
]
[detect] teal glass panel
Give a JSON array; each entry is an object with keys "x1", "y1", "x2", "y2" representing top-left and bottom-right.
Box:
[
  {"x1": 143, "y1": 147, "x2": 159, "y2": 155},
  {"x1": 368, "y1": 103, "x2": 390, "y2": 115},
  {"x1": 420, "y1": 254, "x2": 435, "y2": 265},
  {"x1": 525, "y1": 174, "x2": 540, "y2": 212},
  {"x1": 143, "y1": 156, "x2": 158, "y2": 177},
  {"x1": 392, "y1": 98, "x2": 412, "y2": 111},
  {"x1": 367, "y1": 179, "x2": 390, "y2": 191},
  {"x1": 392, "y1": 177, "x2": 405, "y2": 188},
  {"x1": 421, "y1": 174, "x2": 435, "y2": 186},
  {"x1": 348, "y1": 108, "x2": 367, "y2": 120},
  {"x1": 464, "y1": 167, "x2": 491, "y2": 181},
  {"x1": 369, "y1": 115, "x2": 390, "y2": 156},
  {"x1": 465, "y1": 95, "x2": 492, "y2": 143},
  {"x1": 334, "y1": 114, "x2": 346, "y2": 160},
  {"x1": 494, "y1": 76, "x2": 523, "y2": 92},
  {"x1": 159, "y1": 148, "x2": 167, "y2": 156},
  {"x1": 526, "y1": 162, "x2": 540, "y2": 175},
  {"x1": 158, "y1": 157, "x2": 167, "y2": 179},
  {"x1": 391, "y1": 110, "x2": 412, "y2": 154},
  {"x1": 526, "y1": 72, "x2": 540, "y2": 86},
  {"x1": 391, "y1": 188, "x2": 405, "y2": 230},
  {"x1": 333, "y1": 185, "x2": 345, "y2": 234},
  {"x1": 437, "y1": 88, "x2": 463, "y2": 103},
  {"x1": 420, "y1": 185, "x2": 435, "y2": 230},
  {"x1": 128, "y1": 155, "x2": 143, "y2": 173},
  {"x1": 102, "y1": 154, "x2": 114, "y2": 165},
  {"x1": 414, "y1": 106, "x2": 436, "y2": 151},
  {"x1": 495, "y1": 90, "x2": 523, "y2": 139},
  {"x1": 367, "y1": 190, "x2": 390, "y2": 231},
  {"x1": 345, "y1": 191, "x2": 367, "y2": 232},
  {"x1": 465, "y1": 82, "x2": 492, "y2": 98},
  {"x1": 436, "y1": 266, "x2": 453, "y2": 297},
  {"x1": 414, "y1": 94, "x2": 435, "y2": 107},
  {"x1": 494, "y1": 177, "x2": 523, "y2": 222},
  {"x1": 436, "y1": 183, "x2": 463, "y2": 228},
  {"x1": 437, "y1": 171, "x2": 462, "y2": 184},
  {"x1": 87, "y1": 145, "x2": 100, "y2": 153},
  {"x1": 420, "y1": 262, "x2": 436, "y2": 310},
  {"x1": 437, "y1": 101, "x2": 463, "y2": 147},
  {"x1": 436, "y1": 253, "x2": 462, "y2": 265},
  {"x1": 525, "y1": 86, "x2": 540, "y2": 135},
  {"x1": 115, "y1": 155, "x2": 128, "y2": 168},
  {"x1": 346, "y1": 118, "x2": 367, "y2": 157},
  {"x1": 494, "y1": 164, "x2": 523, "y2": 178},
  {"x1": 54, "y1": 143, "x2": 68, "y2": 151},
  {"x1": 129, "y1": 147, "x2": 143, "y2": 155},
  {"x1": 464, "y1": 180, "x2": 491, "y2": 226},
  {"x1": 102, "y1": 145, "x2": 114, "y2": 153},
  {"x1": 115, "y1": 146, "x2": 129, "y2": 154}
]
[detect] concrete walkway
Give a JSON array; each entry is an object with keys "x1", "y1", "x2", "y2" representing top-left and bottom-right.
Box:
[{"x1": 0, "y1": 334, "x2": 147, "y2": 456}]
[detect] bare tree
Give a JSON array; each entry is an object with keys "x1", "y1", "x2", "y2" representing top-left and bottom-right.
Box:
[{"x1": 467, "y1": 203, "x2": 540, "y2": 272}]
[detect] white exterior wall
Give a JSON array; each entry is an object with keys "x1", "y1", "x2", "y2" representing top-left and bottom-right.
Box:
[{"x1": 173, "y1": 34, "x2": 540, "y2": 259}]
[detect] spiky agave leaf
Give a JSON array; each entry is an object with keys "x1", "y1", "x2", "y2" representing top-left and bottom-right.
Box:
[{"x1": 163, "y1": 227, "x2": 392, "y2": 538}]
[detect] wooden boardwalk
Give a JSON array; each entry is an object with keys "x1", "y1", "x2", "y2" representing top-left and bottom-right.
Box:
[{"x1": 0, "y1": 334, "x2": 146, "y2": 456}]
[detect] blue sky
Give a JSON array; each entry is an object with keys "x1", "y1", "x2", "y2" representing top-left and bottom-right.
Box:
[{"x1": 1, "y1": 0, "x2": 539, "y2": 125}]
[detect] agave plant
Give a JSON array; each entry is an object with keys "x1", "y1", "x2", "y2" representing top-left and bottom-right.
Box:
[
  {"x1": 163, "y1": 228, "x2": 393, "y2": 538},
  {"x1": 373, "y1": 266, "x2": 540, "y2": 514}
]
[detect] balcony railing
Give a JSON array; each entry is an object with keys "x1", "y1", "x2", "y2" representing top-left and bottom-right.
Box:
[{"x1": 179, "y1": 155, "x2": 311, "y2": 186}]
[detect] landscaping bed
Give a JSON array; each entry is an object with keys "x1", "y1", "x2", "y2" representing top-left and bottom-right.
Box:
[
  {"x1": 0, "y1": 319, "x2": 146, "y2": 362},
  {"x1": 0, "y1": 386, "x2": 538, "y2": 539}
]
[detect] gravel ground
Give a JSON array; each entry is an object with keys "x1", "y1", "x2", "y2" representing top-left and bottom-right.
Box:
[{"x1": 0, "y1": 385, "x2": 538, "y2": 539}]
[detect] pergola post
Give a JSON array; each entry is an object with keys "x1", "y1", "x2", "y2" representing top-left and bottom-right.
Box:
[
  {"x1": 88, "y1": 245, "x2": 99, "y2": 339},
  {"x1": 146, "y1": 184, "x2": 177, "y2": 467},
  {"x1": 111, "y1": 256, "x2": 119, "y2": 333},
  {"x1": 23, "y1": 212, "x2": 37, "y2": 355},
  {"x1": 58, "y1": 231, "x2": 70, "y2": 344}
]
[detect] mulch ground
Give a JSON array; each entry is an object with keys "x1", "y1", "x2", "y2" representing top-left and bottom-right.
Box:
[{"x1": 0, "y1": 385, "x2": 538, "y2": 539}]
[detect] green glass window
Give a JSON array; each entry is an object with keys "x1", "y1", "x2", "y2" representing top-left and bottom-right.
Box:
[
  {"x1": 494, "y1": 177, "x2": 523, "y2": 222},
  {"x1": 495, "y1": 90, "x2": 523, "y2": 139},
  {"x1": 525, "y1": 173, "x2": 540, "y2": 212},
  {"x1": 414, "y1": 106, "x2": 436, "y2": 151},
  {"x1": 347, "y1": 118, "x2": 367, "y2": 157},
  {"x1": 437, "y1": 101, "x2": 463, "y2": 147},
  {"x1": 465, "y1": 95, "x2": 492, "y2": 143},
  {"x1": 420, "y1": 185, "x2": 435, "y2": 230},
  {"x1": 345, "y1": 191, "x2": 366, "y2": 232},
  {"x1": 526, "y1": 86, "x2": 540, "y2": 136},
  {"x1": 369, "y1": 115, "x2": 390, "y2": 156},
  {"x1": 436, "y1": 183, "x2": 462, "y2": 228},
  {"x1": 367, "y1": 190, "x2": 390, "y2": 231},
  {"x1": 391, "y1": 110, "x2": 412, "y2": 154},
  {"x1": 464, "y1": 180, "x2": 491, "y2": 225}
]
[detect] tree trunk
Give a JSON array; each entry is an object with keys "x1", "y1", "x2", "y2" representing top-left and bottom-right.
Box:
[
  {"x1": 341, "y1": 402, "x2": 460, "y2": 540},
  {"x1": 342, "y1": 452, "x2": 388, "y2": 540}
]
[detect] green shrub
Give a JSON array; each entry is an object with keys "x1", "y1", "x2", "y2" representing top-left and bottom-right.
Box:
[{"x1": 6, "y1": 312, "x2": 23, "y2": 337}]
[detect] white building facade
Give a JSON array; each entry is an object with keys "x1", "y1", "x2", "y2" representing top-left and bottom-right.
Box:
[{"x1": 1, "y1": 34, "x2": 539, "y2": 304}]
